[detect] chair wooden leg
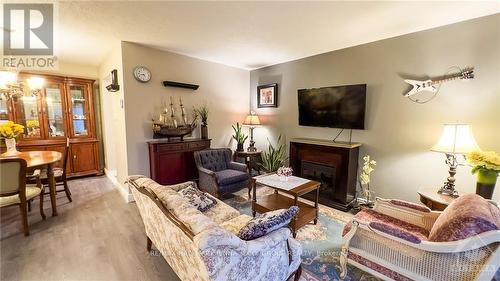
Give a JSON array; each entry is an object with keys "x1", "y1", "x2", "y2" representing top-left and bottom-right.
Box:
[
  {"x1": 147, "y1": 236, "x2": 152, "y2": 252},
  {"x1": 27, "y1": 200, "x2": 32, "y2": 212},
  {"x1": 294, "y1": 265, "x2": 302, "y2": 281},
  {"x1": 39, "y1": 190, "x2": 46, "y2": 220},
  {"x1": 63, "y1": 179, "x2": 72, "y2": 202},
  {"x1": 19, "y1": 203, "x2": 30, "y2": 236}
]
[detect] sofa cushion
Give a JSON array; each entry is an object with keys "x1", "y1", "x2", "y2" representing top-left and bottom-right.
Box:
[
  {"x1": 215, "y1": 169, "x2": 249, "y2": 185},
  {"x1": 221, "y1": 214, "x2": 253, "y2": 234},
  {"x1": 202, "y1": 197, "x2": 241, "y2": 224},
  {"x1": 342, "y1": 208, "x2": 429, "y2": 242},
  {"x1": 238, "y1": 206, "x2": 299, "y2": 240},
  {"x1": 178, "y1": 186, "x2": 217, "y2": 212},
  {"x1": 428, "y1": 193, "x2": 500, "y2": 242}
]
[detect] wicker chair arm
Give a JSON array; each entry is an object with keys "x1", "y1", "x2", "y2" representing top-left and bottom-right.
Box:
[
  {"x1": 353, "y1": 218, "x2": 500, "y2": 253},
  {"x1": 228, "y1": 161, "x2": 247, "y2": 172},
  {"x1": 373, "y1": 197, "x2": 441, "y2": 231}
]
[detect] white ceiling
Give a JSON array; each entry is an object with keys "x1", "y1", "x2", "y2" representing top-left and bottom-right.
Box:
[{"x1": 53, "y1": 1, "x2": 500, "y2": 70}]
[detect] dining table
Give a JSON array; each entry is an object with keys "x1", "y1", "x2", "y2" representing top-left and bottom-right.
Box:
[{"x1": 1, "y1": 150, "x2": 62, "y2": 216}]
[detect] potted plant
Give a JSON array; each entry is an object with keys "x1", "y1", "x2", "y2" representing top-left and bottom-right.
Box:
[
  {"x1": 0, "y1": 121, "x2": 24, "y2": 156},
  {"x1": 260, "y1": 134, "x2": 286, "y2": 173},
  {"x1": 466, "y1": 150, "x2": 500, "y2": 199},
  {"x1": 196, "y1": 105, "x2": 209, "y2": 139},
  {"x1": 358, "y1": 155, "x2": 377, "y2": 207},
  {"x1": 232, "y1": 122, "x2": 247, "y2": 152}
]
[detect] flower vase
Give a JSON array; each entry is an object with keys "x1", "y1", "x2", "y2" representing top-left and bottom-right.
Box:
[
  {"x1": 279, "y1": 175, "x2": 289, "y2": 182},
  {"x1": 3, "y1": 138, "x2": 18, "y2": 156},
  {"x1": 201, "y1": 125, "x2": 208, "y2": 139},
  {"x1": 236, "y1": 143, "x2": 244, "y2": 152},
  {"x1": 475, "y1": 170, "x2": 498, "y2": 200}
]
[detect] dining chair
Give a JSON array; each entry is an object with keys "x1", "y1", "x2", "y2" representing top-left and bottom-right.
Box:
[
  {"x1": 29, "y1": 138, "x2": 72, "y2": 203},
  {"x1": 0, "y1": 158, "x2": 45, "y2": 236}
]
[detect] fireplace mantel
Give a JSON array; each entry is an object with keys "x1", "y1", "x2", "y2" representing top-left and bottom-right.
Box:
[
  {"x1": 290, "y1": 139, "x2": 361, "y2": 211},
  {"x1": 290, "y1": 138, "x2": 362, "y2": 149}
]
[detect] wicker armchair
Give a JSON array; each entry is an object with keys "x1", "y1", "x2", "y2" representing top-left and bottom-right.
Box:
[
  {"x1": 340, "y1": 195, "x2": 500, "y2": 281},
  {"x1": 194, "y1": 148, "x2": 250, "y2": 198}
]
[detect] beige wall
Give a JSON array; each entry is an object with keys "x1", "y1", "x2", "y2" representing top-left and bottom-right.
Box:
[
  {"x1": 250, "y1": 14, "x2": 500, "y2": 202},
  {"x1": 120, "y1": 42, "x2": 250, "y2": 176},
  {"x1": 98, "y1": 45, "x2": 129, "y2": 199}
]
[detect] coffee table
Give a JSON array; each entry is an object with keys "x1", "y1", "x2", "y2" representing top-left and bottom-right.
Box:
[{"x1": 251, "y1": 173, "x2": 320, "y2": 238}]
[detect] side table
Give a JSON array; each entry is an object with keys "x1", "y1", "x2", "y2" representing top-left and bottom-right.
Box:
[
  {"x1": 418, "y1": 187, "x2": 456, "y2": 211},
  {"x1": 233, "y1": 150, "x2": 262, "y2": 175}
]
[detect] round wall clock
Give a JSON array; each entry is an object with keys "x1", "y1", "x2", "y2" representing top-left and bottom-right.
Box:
[{"x1": 133, "y1": 66, "x2": 151, "y2": 83}]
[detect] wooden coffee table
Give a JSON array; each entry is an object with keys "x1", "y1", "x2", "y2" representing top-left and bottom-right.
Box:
[{"x1": 251, "y1": 174, "x2": 320, "y2": 238}]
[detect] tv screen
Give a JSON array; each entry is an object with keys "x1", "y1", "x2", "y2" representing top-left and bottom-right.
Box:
[{"x1": 298, "y1": 84, "x2": 366, "y2": 129}]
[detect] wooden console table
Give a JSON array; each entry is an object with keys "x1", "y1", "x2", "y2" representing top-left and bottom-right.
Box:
[
  {"x1": 251, "y1": 174, "x2": 320, "y2": 238},
  {"x1": 148, "y1": 138, "x2": 211, "y2": 185}
]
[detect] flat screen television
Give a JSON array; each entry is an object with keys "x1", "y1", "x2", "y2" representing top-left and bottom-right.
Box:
[{"x1": 298, "y1": 84, "x2": 366, "y2": 129}]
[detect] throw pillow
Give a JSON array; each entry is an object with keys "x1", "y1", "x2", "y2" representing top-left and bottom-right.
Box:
[
  {"x1": 178, "y1": 186, "x2": 217, "y2": 212},
  {"x1": 238, "y1": 206, "x2": 299, "y2": 240},
  {"x1": 428, "y1": 193, "x2": 500, "y2": 242}
]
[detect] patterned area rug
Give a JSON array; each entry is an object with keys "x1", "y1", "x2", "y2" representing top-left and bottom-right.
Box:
[{"x1": 224, "y1": 185, "x2": 379, "y2": 281}]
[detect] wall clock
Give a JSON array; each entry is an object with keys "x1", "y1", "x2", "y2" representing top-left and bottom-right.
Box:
[{"x1": 133, "y1": 66, "x2": 151, "y2": 83}]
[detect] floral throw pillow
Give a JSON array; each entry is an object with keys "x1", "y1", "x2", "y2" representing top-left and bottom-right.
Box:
[
  {"x1": 238, "y1": 206, "x2": 299, "y2": 240},
  {"x1": 178, "y1": 187, "x2": 217, "y2": 212}
]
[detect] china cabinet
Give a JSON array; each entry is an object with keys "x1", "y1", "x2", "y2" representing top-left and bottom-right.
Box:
[{"x1": 1, "y1": 73, "x2": 102, "y2": 177}]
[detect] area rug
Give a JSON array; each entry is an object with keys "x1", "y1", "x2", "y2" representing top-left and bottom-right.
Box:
[{"x1": 224, "y1": 185, "x2": 379, "y2": 281}]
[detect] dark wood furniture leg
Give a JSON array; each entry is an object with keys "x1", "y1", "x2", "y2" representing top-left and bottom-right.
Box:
[
  {"x1": 252, "y1": 178, "x2": 257, "y2": 217},
  {"x1": 294, "y1": 265, "x2": 302, "y2": 281},
  {"x1": 147, "y1": 236, "x2": 152, "y2": 252},
  {"x1": 314, "y1": 187, "x2": 319, "y2": 225},
  {"x1": 63, "y1": 178, "x2": 72, "y2": 202},
  {"x1": 37, "y1": 177, "x2": 46, "y2": 220},
  {"x1": 19, "y1": 202, "x2": 29, "y2": 236},
  {"x1": 292, "y1": 194, "x2": 298, "y2": 238},
  {"x1": 47, "y1": 163, "x2": 58, "y2": 216}
]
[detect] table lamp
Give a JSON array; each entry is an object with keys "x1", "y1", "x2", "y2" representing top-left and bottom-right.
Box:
[
  {"x1": 431, "y1": 123, "x2": 480, "y2": 197},
  {"x1": 243, "y1": 112, "x2": 261, "y2": 152}
]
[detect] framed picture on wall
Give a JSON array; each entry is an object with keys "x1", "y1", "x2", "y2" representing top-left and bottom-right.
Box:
[{"x1": 257, "y1": 83, "x2": 278, "y2": 108}]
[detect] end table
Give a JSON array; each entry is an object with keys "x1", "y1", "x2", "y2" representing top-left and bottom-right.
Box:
[
  {"x1": 233, "y1": 150, "x2": 262, "y2": 175},
  {"x1": 418, "y1": 187, "x2": 456, "y2": 211}
]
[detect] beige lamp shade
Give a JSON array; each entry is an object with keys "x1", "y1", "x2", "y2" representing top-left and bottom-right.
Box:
[
  {"x1": 243, "y1": 114, "x2": 261, "y2": 127},
  {"x1": 431, "y1": 124, "x2": 480, "y2": 154}
]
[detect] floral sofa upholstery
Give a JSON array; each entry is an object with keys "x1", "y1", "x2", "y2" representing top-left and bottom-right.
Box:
[
  {"x1": 126, "y1": 175, "x2": 302, "y2": 281},
  {"x1": 340, "y1": 195, "x2": 500, "y2": 281},
  {"x1": 194, "y1": 148, "x2": 251, "y2": 198}
]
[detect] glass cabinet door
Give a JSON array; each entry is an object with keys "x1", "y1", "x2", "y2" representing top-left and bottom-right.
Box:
[
  {"x1": 13, "y1": 95, "x2": 43, "y2": 139},
  {"x1": 69, "y1": 84, "x2": 89, "y2": 137},
  {"x1": 44, "y1": 83, "x2": 66, "y2": 138}
]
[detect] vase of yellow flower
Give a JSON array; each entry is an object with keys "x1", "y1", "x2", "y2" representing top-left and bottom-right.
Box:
[
  {"x1": 0, "y1": 121, "x2": 24, "y2": 156},
  {"x1": 358, "y1": 155, "x2": 377, "y2": 207},
  {"x1": 466, "y1": 151, "x2": 500, "y2": 199}
]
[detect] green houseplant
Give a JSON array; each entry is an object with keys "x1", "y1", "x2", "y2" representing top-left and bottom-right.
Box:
[
  {"x1": 232, "y1": 122, "x2": 247, "y2": 152},
  {"x1": 260, "y1": 134, "x2": 286, "y2": 173},
  {"x1": 195, "y1": 105, "x2": 209, "y2": 139},
  {"x1": 466, "y1": 150, "x2": 500, "y2": 199}
]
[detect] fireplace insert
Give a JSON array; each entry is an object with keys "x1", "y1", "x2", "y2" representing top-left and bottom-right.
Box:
[{"x1": 301, "y1": 160, "x2": 337, "y2": 205}]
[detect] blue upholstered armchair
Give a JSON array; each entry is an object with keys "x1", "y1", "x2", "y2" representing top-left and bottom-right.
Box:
[{"x1": 194, "y1": 148, "x2": 250, "y2": 198}]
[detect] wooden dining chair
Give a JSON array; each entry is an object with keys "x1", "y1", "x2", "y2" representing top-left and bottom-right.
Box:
[
  {"x1": 0, "y1": 158, "x2": 45, "y2": 236},
  {"x1": 28, "y1": 138, "x2": 72, "y2": 203}
]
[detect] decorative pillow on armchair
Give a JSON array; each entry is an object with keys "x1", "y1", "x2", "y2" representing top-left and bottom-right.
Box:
[
  {"x1": 178, "y1": 187, "x2": 217, "y2": 212},
  {"x1": 238, "y1": 206, "x2": 299, "y2": 240},
  {"x1": 428, "y1": 193, "x2": 500, "y2": 242}
]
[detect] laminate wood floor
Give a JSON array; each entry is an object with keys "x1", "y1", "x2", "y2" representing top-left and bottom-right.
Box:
[{"x1": 0, "y1": 176, "x2": 180, "y2": 281}]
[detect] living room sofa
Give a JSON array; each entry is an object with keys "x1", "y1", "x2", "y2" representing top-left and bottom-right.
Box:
[{"x1": 127, "y1": 175, "x2": 302, "y2": 281}]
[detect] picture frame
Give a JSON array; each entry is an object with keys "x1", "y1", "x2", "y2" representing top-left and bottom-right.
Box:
[{"x1": 257, "y1": 83, "x2": 278, "y2": 108}]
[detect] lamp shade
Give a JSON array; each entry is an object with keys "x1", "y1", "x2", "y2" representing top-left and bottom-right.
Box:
[
  {"x1": 243, "y1": 114, "x2": 261, "y2": 126},
  {"x1": 431, "y1": 124, "x2": 480, "y2": 154}
]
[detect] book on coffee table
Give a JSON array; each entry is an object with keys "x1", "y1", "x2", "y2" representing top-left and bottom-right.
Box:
[{"x1": 251, "y1": 173, "x2": 320, "y2": 238}]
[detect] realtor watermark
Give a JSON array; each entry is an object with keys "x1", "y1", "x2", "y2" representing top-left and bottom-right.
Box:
[{"x1": 1, "y1": 2, "x2": 58, "y2": 70}]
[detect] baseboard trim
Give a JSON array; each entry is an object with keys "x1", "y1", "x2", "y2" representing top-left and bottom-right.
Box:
[{"x1": 104, "y1": 168, "x2": 135, "y2": 203}]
